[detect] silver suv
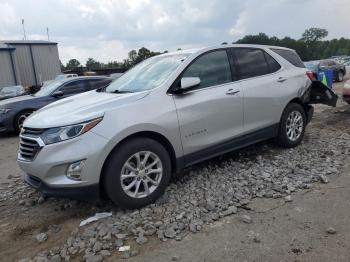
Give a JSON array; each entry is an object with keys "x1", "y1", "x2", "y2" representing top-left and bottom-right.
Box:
[{"x1": 18, "y1": 44, "x2": 337, "y2": 208}]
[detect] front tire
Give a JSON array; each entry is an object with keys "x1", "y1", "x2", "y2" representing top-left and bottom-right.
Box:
[
  {"x1": 103, "y1": 138, "x2": 171, "y2": 209},
  {"x1": 277, "y1": 103, "x2": 306, "y2": 148}
]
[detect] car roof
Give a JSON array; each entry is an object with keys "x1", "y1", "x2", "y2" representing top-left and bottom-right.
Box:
[
  {"x1": 60, "y1": 76, "x2": 112, "y2": 83},
  {"x1": 159, "y1": 44, "x2": 295, "y2": 57}
]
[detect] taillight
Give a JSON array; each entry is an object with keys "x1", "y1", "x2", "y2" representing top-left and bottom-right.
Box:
[{"x1": 306, "y1": 71, "x2": 316, "y2": 81}]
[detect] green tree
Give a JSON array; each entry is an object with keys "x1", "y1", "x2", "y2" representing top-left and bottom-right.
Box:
[
  {"x1": 128, "y1": 50, "x2": 138, "y2": 65},
  {"x1": 86, "y1": 58, "x2": 101, "y2": 70},
  {"x1": 234, "y1": 28, "x2": 350, "y2": 61},
  {"x1": 301, "y1": 28, "x2": 328, "y2": 44},
  {"x1": 65, "y1": 59, "x2": 81, "y2": 70}
]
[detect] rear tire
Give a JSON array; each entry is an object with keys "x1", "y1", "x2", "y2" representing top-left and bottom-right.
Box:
[
  {"x1": 14, "y1": 110, "x2": 34, "y2": 134},
  {"x1": 103, "y1": 138, "x2": 171, "y2": 209},
  {"x1": 277, "y1": 103, "x2": 306, "y2": 148},
  {"x1": 337, "y1": 71, "x2": 344, "y2": 82}
]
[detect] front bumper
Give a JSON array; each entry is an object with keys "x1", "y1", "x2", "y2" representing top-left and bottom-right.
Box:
[
  {"x1": 24, "y1": 173, "x2": 99, "y2": 201},
  {"x1": 17, "y1": 131, "x2": 109, "y2": 201},
  {"x1": 0, "y1": 111, "x2": 16, "y2": 133}
]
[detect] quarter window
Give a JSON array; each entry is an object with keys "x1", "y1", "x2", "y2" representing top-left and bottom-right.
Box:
[
  {"x1": 271, "y1": 49, "x2": 305, "y2": 68},
  {"x1": 233, "y1": 48, "x2": 270, "y2": 79},
  {"x1": 264, "y1": 52, "x2": 281, "y2": 73},
  {"x1": 182, "y1": 50, "x2": 232, "y2": 89}
]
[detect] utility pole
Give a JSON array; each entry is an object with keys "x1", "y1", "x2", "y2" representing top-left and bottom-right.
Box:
[
  {"x1": 22, "y1": 19, "x2": 27, "y2": 40},
  {"x1": 46, "y1": 27, "x2": 50, "y2": 41}
]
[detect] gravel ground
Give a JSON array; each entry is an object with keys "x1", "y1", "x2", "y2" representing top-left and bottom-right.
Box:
[{"x1": 0, "y1": 81, "x2": 349, "y2": 262}]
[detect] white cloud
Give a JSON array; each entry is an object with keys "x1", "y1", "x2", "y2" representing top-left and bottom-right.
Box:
[
  {"x1": 229, "y1": 11, "x2": 248, "y2": 37},
  {"x1": 0, "y1": 0, "x2": 349, "y2": 65},
  {"x1": 59, "y1": 39, "x2": 129, "y2": 64}
]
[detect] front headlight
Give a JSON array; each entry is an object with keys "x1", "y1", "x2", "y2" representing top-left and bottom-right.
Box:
[
  {"x1": 0, "y1": 108, "x2": 11, "y2": 115},
  {"x1": 40, "y1": 117, "x2": 103, "y2": 145}
]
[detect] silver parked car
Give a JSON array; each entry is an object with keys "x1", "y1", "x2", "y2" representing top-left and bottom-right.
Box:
[{"x1": 17, "y1": 44, "x2": 337, "y2": 208}]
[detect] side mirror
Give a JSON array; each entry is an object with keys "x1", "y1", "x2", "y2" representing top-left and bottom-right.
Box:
[
  {"x1": 180, "y1": 77, "x2": 200, "y2": 90},
  {"x1": 51, "y1": 90, "x2": 63, "y2": 98}
]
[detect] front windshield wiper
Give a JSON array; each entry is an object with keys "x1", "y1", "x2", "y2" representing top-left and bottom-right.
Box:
[{"x1": 110, "y1": 90, "x2": 133, "y2": 94}]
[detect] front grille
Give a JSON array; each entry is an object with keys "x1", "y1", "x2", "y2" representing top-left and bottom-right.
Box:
[
  {"x1": 19, "y1": 137, "x2": 41, "y2": 161},
  {"x1": 21, "y1": 127, "x2": 45, "y2": 136}
]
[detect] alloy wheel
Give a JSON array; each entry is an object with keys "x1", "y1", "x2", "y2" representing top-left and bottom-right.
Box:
[
  {"x1": 18, "y1": 112, "x2": 32, "y2": 130},
  {"x1": 120, "y1": 151, "x2": 163, "y2": 199},
  {"x1": 286, "y1": 110, "x2": 303, "y2": 142}
]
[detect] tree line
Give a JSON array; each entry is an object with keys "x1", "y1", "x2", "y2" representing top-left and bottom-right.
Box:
[
  {"x1": 61, "y1": 47, "x2": 163, "y2": 71},
  {"x1": 61, "y1": 28, "x2": 350, "y2": 71},
  {"x1": 236, "y1": 28, "x2": 350, "y2": 61}
]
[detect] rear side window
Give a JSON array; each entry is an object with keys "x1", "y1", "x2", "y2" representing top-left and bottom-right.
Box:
[
  {"x1": 233, "y1": 48, "x2": 270, "y2": 79},
  {"x1": 271, "y1": 49, "x2": 305, "y2": 68},
  {"x1": 182, "y1": 50, "x2": 232, "y2": 89}
]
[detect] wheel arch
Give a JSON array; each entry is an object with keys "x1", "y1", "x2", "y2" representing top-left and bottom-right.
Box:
[
  {"x1": 13, "y1": 108, "x2": 36, "y2": 130},
  {"x1": 99, "y1": 130, "x2": 178, "y2": 196},
  {"x1": 284, "y1": 97, "x2": 311, "y2": 123}
]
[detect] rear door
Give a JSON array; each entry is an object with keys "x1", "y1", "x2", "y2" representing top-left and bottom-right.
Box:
[
  {"x1": 232, "y1": 47, "x2": 285, "y2": 134},
  {"x1": 172, "y1": 49, "x2": 244, "y2": 163}
]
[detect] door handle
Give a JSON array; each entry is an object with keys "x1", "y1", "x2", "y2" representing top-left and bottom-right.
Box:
[
  {"x1": 226, "y1": 89, "x2": 240, "y2": 95},
  {"x1": 277, "y1": 77, "x2": 287, "y2": 83}
]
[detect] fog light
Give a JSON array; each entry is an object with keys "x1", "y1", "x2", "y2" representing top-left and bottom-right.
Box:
[{"x1": 66, "y1": 160, "x2": 85, "y2": 181}]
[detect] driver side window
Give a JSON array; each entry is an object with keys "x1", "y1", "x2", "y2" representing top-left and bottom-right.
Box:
[{"x1": 182, "y1": 50, "x2": 232, "y2": 90}]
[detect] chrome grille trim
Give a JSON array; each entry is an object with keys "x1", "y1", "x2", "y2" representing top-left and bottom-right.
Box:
[
  {"x1": 18, "y1": 135, "x2": 45, "y2": 162},
  {"x1": 21, "y1": 127, "x2": 46, "y2": 137}
]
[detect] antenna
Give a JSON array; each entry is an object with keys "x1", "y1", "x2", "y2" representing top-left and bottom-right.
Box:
[
  {"x1": 46, "y1": 27, "x2": 50, "y2": 41},
  {"x1": 21, "y1": 19, "x2": 27, "y2": 40}
]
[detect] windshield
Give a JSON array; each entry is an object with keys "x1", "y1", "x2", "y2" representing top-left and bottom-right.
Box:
[
  {"x1": 34, "y1": 81, "x2": 63, "y2": 97},
  {"x1": 106, "y1": 54, "x2": 189, "y2": 93}
]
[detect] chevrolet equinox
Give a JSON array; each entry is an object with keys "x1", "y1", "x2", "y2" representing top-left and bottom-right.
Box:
[{"x1": 18, "y1": 44, "x2": 337, "y2": 208}]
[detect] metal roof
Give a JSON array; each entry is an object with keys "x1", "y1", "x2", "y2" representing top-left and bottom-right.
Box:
[
  {"x1": 0, "y1": 43, "x2": 15, "y2": 50},
  {"x1": 0, "y1": 40, "x2": 57, "y2": 45}
]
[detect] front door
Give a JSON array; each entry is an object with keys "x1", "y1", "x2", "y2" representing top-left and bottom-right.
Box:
[{"x1": 172, "y1": 50, "x2": 244, "y2": 164}]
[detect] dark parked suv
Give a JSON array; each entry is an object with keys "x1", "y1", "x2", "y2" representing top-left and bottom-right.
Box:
[
  {"x1": 305, "y1": 59, "x2": 346, "y2": 82},
  {"x1": 0, "y1": 76, "x2": 112, "y2": 134}
]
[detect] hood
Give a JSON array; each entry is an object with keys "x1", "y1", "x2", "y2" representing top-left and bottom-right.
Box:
[
  {"x1": 25, "y1": 90, "x2": 149, "y2": 128},
  {"x1": 0, "y1": 95, "x2": 35, "y2": 107}
]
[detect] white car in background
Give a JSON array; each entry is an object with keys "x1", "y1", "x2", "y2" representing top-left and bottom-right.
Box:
[{"x1": 42, "y1": 74, "x2": 78, "y2": 87}]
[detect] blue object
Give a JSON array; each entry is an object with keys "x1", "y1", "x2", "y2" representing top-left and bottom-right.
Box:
[{"x1": 317, "y1": 69, "x2": 333, "y2": 88}]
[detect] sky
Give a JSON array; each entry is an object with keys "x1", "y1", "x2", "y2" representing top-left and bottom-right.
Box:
[{"x1": 0, "y1": 0, "x2": 349, "y2": 65}]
